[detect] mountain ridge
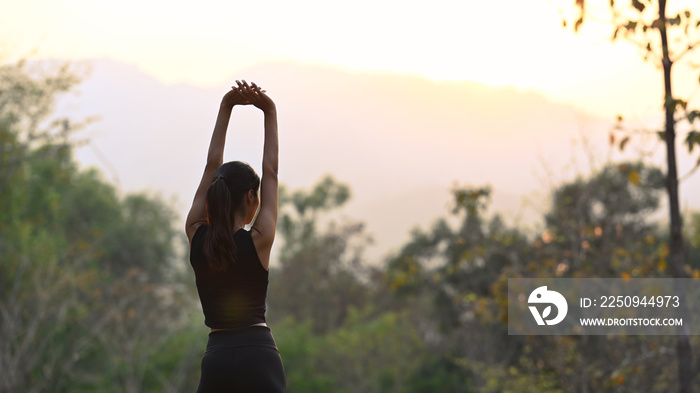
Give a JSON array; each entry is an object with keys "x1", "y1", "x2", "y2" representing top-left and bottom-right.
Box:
[{"x1": 56, "y1": 57, "x2": 662, "y2": 261}]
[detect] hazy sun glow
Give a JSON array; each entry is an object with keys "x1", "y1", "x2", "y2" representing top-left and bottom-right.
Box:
[{"x1": 3, "y1": 0, "x2": 700, "y2": 117}]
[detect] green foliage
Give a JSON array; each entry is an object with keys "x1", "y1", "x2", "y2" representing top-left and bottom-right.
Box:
[
  {"x1": 686, "y1": 130, "x2": 700, "y2": 153},
  {"x1": 282, "y1": 175, "x2": 351, "y2": 217},
  {"x1": 404, "y1": 356, "x2": 474, "y2": 393},
  {"x1": 542, "y1": 162, "x2": 665, "y2": 276},
  {"x1": 269, "y1": 175, "x2": 372, "y2": 333},
  {"x1": 0, "y1": 58, "x2": 196, "y2": 393},
  {"x1": 381, "y1": 159, "x2": 700, "y2": 392},
  {"x1": 386, "y1": 184, "x2": 530, "y2": 327},
  {"x1": 274, "y1": 320, "x2": 340, "y2": 393},
  {"x1": 319, "y1": 308, "x2": 426, "y2": 393},
  {"x1": 274, "y1": 308, "x2": 439, "y2": 393},
  {"x1": 473, "y1": 347, "x2": 563, "y2": 393},
  {"x1": 383, "y1": 184, "x2": 536, "y2": 390}
]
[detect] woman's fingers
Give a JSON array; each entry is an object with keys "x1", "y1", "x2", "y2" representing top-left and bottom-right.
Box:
[
  {"x1": 250, "y1": 82, "x2": 267, "y2": 94},
  {"x1": 234, "y1": 80, "x2": 262, "y2": 89},
  {"x1": 229, "y1": 80, "x2": 268, "y2": 107}
]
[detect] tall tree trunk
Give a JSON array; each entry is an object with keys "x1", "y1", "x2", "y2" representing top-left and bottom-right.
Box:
[{"x1": 658, "y1": 1, "x2": 693, "y2": 392}]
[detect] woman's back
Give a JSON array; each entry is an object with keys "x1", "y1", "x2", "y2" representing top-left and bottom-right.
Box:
[{"x1": 189, "y1": 225, "x2": 268, "y2": 329}]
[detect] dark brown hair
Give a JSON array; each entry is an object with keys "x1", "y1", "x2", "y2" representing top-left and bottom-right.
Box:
[{"x1": 204, "y1": 161, "x2": 260, "y2": 271}]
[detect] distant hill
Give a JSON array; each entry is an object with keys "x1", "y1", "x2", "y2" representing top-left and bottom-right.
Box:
[{"x1": 56, "y1": 58, "x2": 698, "y2": 262}]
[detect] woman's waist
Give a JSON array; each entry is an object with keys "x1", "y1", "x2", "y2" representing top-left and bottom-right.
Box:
[
  {"x1": 203, "y1": 309, "x2": 267, "y2": 330},
  {"x1": 205, "y1": 324, "x2": 278, "y2": 351}
]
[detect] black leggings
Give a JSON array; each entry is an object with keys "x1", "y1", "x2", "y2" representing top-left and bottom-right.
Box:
[{"x1": 196, "y1": 326, "x2": 286, "y2": 393}]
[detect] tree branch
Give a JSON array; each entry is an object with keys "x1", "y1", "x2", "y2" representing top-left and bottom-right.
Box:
[
  {"x1": 672, "y1": 39, "x2": 700, "y2": 63},
  {"x1": 679, "y1": 159, "x2": 700, "y2": 183}
]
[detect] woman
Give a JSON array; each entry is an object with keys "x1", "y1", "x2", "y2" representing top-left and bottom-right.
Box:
[{"x1": 185, "y1": 80, "x2": 284, "y2": 392}]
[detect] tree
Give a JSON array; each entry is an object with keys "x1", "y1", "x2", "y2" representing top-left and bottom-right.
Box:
[
  {"x1": 266, "y1": 175, "x2": 373, "y2": 333},
  {"x1": 0, "y1": 58, "x2": 95, "y2": 393},
  {"x1": 542, "y1": 161, "x2": 666, "y2": 276},
  {"x1": 382, "y1": 163, "x2": 682, "y2": 392},
  {"x1": 562, "y1": 1, "x2": 700, "y2": 391},
  {"x1": 0, "y1": 58, "x2": 198, "y2": 392},
  {"x1": 385, "y1": 185, "x2": 533, "y2": 391},
  {"x1": 522, "y1": 162, "x2": 678, "y2": 392}
]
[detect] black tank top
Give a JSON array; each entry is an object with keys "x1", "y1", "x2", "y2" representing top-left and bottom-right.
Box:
[{"x1": 189, "y1": 225, "x2": 268, "y2": 329}]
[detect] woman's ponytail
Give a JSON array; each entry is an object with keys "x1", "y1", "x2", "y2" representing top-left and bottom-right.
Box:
[
  {"x1": 204, "y1": 176, "x2": 237, "y2": 272},
  {"x1": 203, "y1": 161, "x2": 260, "y2": 271}
]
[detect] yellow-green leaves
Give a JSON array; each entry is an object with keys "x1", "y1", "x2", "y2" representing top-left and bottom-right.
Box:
[{"x1": 627, "y1": 170, "x2": 640, "y2": 186}]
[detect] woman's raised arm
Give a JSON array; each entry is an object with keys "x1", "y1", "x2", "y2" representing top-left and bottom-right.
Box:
[
  {"x1": 237, "y1": 82, "x2": 279, "y2": 268},
  {"x1": 185, "y1": 87, "x2": 247, "y2": 244}
]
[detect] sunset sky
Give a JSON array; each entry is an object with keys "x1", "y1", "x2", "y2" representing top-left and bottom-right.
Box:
[{"x1": 4, "y1": 0, "x2": 699, "y2": 119}]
